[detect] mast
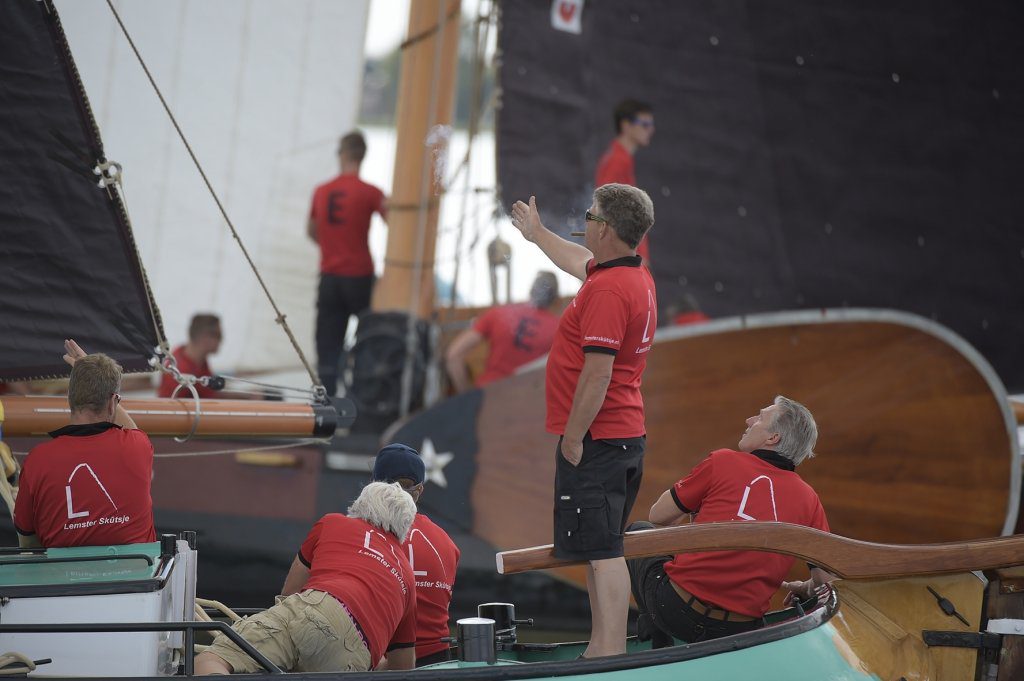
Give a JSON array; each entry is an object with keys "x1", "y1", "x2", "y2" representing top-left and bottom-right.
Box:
[{"x1": 371, "y1": 0, "x2": 461, "y2": 318}]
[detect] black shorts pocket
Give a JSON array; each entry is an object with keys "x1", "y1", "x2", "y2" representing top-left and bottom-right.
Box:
[{"x1": 555, "y1": 490, "x2": 614, "y2": 553}]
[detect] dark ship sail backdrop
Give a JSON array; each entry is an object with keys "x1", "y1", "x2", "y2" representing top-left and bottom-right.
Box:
[
  {"x1": 497, "y1": 0, "x2": 1024, "y2": 392},
  {"x1": 0, "y1": 0, "x2": 163, "y2": 381}
]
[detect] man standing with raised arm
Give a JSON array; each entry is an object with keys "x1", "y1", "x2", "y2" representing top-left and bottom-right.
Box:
[{"x1": 510, "y1": 184, "x2": 656, "y2": 658}]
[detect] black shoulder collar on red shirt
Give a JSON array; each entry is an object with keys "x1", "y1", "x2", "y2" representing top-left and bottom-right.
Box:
[
  {"x1": 751, "y1": 449, "x2": 796, "y2": 471},
  {"x1": 594, "y1": 255, "x2": 642, "y2": 269},
  {"x1": 48, "y1": 422, "x2": 120, "y2": 438}
]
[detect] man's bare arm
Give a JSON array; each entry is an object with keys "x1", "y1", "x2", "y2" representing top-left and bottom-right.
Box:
[
  {"x1": 112, "y1": 401, "x2": 138, "y2": 430},
  {"x1": 649, "y1": 489, "x2": 687, "y2": 526},
  {"x1": 18, "y1": 533, "x2": 42, "y2": 549},
  {"x1": 559, "y1": 352, "x2": 614, "y2": 464},
  {"x1": 511, "y1": 196, "x2": 592, "y2": 281},
  {"x1": 445, "y1": 328, "x2": 484, "y2": 393},
  {"x1": 377, "y1": 647, "x2": 415, "y2": 671},
  {"x1": 306, "y1": 217, "x2": 318, "y2": 243},
  {"x1": 280, "y1": 556, "x2": 310, "y2": 596}
]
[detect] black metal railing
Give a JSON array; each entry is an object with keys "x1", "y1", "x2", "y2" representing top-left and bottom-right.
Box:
[{"x1": 0, "y1": 553, "x2": 154, "y2": 567}]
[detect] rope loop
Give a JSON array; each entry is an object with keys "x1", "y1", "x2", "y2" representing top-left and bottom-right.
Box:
[
  {"x1": 170, "y1": 381, "x2": 202, "y2": 444},
  {"x1": 156, "y1": 347, "x2": 203, "y2": 443}
]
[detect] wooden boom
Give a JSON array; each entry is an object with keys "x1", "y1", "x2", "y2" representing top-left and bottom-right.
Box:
[
  {"x1": 0, "y1": 396, "x2": 338, "y2": 438},
  {"x1": 496, "y1": 522, "x2": 1024, "y2": 580}
]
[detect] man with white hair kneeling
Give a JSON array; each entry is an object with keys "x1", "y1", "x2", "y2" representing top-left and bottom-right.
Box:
[{"x1": 196, "y1": 482, "x2": 419, "y2": 674}]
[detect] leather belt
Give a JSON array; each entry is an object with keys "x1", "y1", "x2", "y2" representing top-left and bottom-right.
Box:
[{"x1": 670, "y1": 581, "x2": 759, "y2": 622}]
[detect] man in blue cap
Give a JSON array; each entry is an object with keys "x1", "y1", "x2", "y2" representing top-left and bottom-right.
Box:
[{"x1": 373, "y1": 444, "x2": 461, "y2": 667}]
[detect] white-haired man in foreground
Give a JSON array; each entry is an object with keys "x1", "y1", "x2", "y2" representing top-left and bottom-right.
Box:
[{"x1": 196, "y1": 482, "x2": 418, "y2": 674}]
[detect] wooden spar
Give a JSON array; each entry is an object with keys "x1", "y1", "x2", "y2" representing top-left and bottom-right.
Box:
[
  {"x1": 371, "y1": 0, "x2": 461, "y2": 318},
  {"x1": 495, "y1": 521, "x2": 1024, "y2": 580},
  {"x1": 0, "y1": 396, "x2": 337, "y2": 438}
]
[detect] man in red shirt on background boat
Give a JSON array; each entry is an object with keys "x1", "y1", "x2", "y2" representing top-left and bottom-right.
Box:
[
  {"x1": 445, "y1": 271, "x2": 560, "y2": 392},
  {"x1": 628, "y1": 396, "x2": 833, "y2": 646},
  {"x1": 157, "y1": 313, "x2": 222, "y2": 399},
  {"x1": 196, "y1": 481, "x2": 418, "y2": 674},
  {"x1": 15, "y1": 339, "x2": 155, "y2": 549},
  {"x1": 372, "y1": 443, "x2": 461, "y2": 666},
  {"x1": 307, "y1": 130, "x2": 388, "y2": 397},
  {"x1": 595, "y1": 99, "x2": 655, "y2": 263},
  {"x1": 510, "y1": 183, "x2": 657, "y2": 658}
]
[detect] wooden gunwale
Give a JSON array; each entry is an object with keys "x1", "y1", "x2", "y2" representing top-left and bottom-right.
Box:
[{"x1": 497, "y1": 520, "x2": 1024, "y2": 579}]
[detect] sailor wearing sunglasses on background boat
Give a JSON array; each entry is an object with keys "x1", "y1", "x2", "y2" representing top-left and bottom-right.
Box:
[
  {"x1": 14, "y1": 339, "x2": 155, "y2": 549},
  {"x1": 196, "y1": 482, "x2": 418, "y2": 674},
  {"x1": 595, "y1": 99, "x2": 655, "y2": 264},
  {"x1": 511, "y1": 183, "x2": 656, "y2": 658},
  {"x1": 627, "y1": 396, "x2": 834, "y2": 646},
  {"x1": 372, "y1": 443, "x2": 461, "y2": 667}
]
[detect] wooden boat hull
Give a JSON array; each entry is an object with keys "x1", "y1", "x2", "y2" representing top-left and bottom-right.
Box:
[{"x1": 395, "y1": 309, "x2": 1021, "y2": 588}]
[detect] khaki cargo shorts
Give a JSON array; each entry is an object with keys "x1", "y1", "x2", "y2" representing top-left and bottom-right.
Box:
[{"x1": 206, "y1": 589, "x2": 371, "y2": 673}]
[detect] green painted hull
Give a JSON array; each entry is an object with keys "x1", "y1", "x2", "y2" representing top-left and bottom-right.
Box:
[
  {"x1": 418, "y1": 595, "x2": 881, "y2": 681},
  {"x1": 0, "y1": 544, "x2": 883, "y2": 679}
]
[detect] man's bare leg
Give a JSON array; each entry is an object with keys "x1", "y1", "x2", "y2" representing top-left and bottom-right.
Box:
[
  {"x1": 195, "y1": 651, "x2": 233, "y2": 675},
  {"x1": 581, "y1": 557, "x2": 629, "y2": 658}
]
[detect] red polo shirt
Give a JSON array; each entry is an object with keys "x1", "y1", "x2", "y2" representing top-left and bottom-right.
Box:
[
  {"x1": 157, "y1": 345, "x2": 217, "y2": 399},
  {"x1": 473, "y1": 303, "x2": 559, "y2": 386},
  {"x1": 664, "y1": 449, "x2": 830, "y2": 617},
  {"x1": 309, "y1": 173, "x2": 386, "y2": 277},
  {"x1": 298, "y1": 513, "x2": 417, "y2": 666},
  {"x1": 404, "y1": 513, "x2": 460, "y2": 660},
  {"x1": 14, "y1": 423, "x2": 156, "y2": 547},
  {"x1": 545, "y1": 256, "x2": 656, "y2": 439},
  {"x1": 595, "y1": 140, "x2": 650, "y2": 261}
]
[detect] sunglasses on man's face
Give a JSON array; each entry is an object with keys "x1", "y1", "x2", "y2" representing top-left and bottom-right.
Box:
[
  {"x1": 631, "y1": 117, "x2": 655, "y2": 129},
  {"x1": 585, "y1": 210, "x2": 609, "y2": 224}
]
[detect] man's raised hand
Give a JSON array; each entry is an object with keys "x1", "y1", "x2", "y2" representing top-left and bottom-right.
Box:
[
  {"x1": 510, "y1": 196, "x2": 544, "y2": 243},
  {"x1": 62, "y1": 339, "x2": 87, "y2": 367}
]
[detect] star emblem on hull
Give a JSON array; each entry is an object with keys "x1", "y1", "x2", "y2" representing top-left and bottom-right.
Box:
[{"x1": 420, "y1": 437, "x2": 454, "y2": 488}]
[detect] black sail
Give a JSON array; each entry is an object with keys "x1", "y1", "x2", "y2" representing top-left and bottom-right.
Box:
[
  {"x1": 497, "y1": 0, "x2": 1024, "y2": 392},
  {"x1": 0, "y1": 0, "x2": 163, "y2": 380}
]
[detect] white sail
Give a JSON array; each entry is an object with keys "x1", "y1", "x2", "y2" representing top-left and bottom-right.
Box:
[{"x1": 55, "y1": 0, "x2": 371, "y2": 376}]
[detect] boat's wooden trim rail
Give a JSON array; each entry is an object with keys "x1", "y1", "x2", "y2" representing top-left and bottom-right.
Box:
[{"x1": 496, "y1": 522, "x2": 1024, "y2": 579}]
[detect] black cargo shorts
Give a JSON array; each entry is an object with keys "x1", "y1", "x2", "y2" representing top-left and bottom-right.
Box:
[{"x1": 552, "y1": 431, "x2": 645, "y2": 561}]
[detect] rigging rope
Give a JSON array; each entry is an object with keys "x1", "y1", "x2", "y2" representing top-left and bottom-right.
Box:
[
  {"x1": 448, "y1": 0, "x2": 496, "y2": 308},
  {"x1": 103, "y1": 0, "x2": 325, "y2": 401}
]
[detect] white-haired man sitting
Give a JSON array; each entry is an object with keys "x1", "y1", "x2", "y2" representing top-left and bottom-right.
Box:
[
  {"x1": 196, "y1": 482, "x2": 419, "y2": 674},
  {"x1": 627, "y1": 396, "x2": 833, "y2": 646}
]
